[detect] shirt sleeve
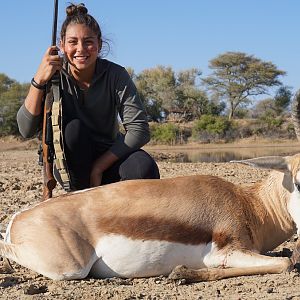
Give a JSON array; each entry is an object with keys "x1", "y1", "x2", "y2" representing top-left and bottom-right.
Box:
[
  {"x1": 16, "y1": 104, "x2": 42, "y2": 138},
  {"x1": 109, "y1": 68, "x2": 150, "y2": 158}
]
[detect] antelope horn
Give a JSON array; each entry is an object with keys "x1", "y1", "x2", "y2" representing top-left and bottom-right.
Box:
[{"x1": 291, "y1": 90, "x2": 300, "y2": 141}]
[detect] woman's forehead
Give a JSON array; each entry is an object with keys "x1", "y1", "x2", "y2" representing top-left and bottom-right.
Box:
[{"x1": 65, "y1": 23, "x2": 97, "y2": 37}]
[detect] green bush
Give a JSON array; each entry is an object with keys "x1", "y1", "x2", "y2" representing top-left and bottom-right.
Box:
[
  {"x1": 191, "y1": 115, "x2": 233, "y2": 143},
  {"x1": 0, "y1": 75, "x2": 30, "y2": 136},
  {"x1": 193, "y1": 115, "x2": 232, "y2": 134},
  {"x1": 150, "y1": 123, "x2": 180, "y2": 145},
  {"x1": 260, "y1": 115, "x2": 283, "y2": 130}
]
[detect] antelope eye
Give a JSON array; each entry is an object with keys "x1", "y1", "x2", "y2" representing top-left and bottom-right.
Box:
[{"x1": 295, "y1": 183, "x2": 300, "y2": 192}]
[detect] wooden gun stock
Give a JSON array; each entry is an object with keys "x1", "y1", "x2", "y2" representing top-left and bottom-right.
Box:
[{"x1": 42, "y1": 91, "x2": 57, "y2": 200}]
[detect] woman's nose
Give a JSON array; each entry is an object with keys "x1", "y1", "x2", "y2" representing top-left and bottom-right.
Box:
[{"x1": 77, "y1": 40, "x2": 86, "y2": 51}]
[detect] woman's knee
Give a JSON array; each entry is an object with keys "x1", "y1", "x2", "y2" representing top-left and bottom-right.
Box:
[
  {"x1": 119, "y1": 150, "x2": 160, "y2": 180},
  {"x1": 63, "y1": 119, "x2": 93, "y2": 189},
  {"x1": 64, "y1": 119, "x2": 88, "y2": 151}
]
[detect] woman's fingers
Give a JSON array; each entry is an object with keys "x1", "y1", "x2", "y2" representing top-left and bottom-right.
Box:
[
  {"x1": 34, "y1": 47, "x2": 63, "y2": 83},
  {"x1": 47, "y1": 45, "x2": 59, "y2": 55}
]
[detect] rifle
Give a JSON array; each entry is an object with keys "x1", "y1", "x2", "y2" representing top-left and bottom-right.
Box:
[{"x1": 41, "y1": 0, "x2": 59, "y2": 200}]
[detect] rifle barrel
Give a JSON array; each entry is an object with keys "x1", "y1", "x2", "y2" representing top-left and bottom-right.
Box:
[
  {"x1": 42, "y1": 0, "x2": 59, "y2": 200},
  {"x1": 51, "y1": 0, "x2": 58, "y2": 46}
]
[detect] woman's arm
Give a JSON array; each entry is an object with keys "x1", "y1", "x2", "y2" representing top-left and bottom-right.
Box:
[
  {"x1": 90, "y1": 67, "x2": 149, "y2": 186},
  {"x1": 17, "y1": 46, "x2": 63, "y2": 137},
  {"x1": 109, "y1": 68, "x2": 150, "y2": 158}
]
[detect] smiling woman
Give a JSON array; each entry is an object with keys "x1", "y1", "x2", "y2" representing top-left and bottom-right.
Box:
[
  {"x1": 16, "y1": 2, "x2": 160, "y2": 192},
  {"x1": 60, "y1": 4, "x2": 101, "y2": 87}
]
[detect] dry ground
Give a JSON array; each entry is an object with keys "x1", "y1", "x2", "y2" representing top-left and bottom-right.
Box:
[{"x1": 1, "y1": 138, "x2": 300, "y2": 299}]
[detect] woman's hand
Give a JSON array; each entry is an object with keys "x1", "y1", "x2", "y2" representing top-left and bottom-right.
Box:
[
  {"x1": 90, "y1": 168, "x2": 103, "y2": 187},
  {"x1": 90, "y1": 151, "x2": 119, "y2": 187},
  {"x1": 34, "y1": 46, "x2": 63, "y2": 85}
]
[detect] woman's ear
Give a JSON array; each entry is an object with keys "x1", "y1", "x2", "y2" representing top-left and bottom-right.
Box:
[
  {"x1": 98, "y1": 39, "x2": 102, "y2": 52},
  {"x1": 59, "y1": 40, "x2": 65, "y2": 53}
]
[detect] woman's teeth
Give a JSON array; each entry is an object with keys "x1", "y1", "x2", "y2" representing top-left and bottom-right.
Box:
[{"x1": 74, "y1": 56, "x2": 88, "y2": 61}]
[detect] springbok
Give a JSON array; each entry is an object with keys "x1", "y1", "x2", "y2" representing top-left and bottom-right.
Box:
[{"x1": 1, "y1": 154, "x2": 300, "y2": 281}]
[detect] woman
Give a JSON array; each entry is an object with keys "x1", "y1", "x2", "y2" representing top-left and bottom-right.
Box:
[{"x1": 17, "y1": 3, "x2": 160, "y2": 190}]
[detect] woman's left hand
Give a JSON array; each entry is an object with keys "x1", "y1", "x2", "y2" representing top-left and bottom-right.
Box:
[
  {"x1": 89, "y1": 151, "x2": 119, "y2": 187},
  {"x1": 90, "y1": 168, "x2": 103, "y2": 187}
]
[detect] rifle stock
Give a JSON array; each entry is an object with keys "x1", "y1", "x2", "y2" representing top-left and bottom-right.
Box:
[{"x1": 42, "y1": 91, "x2": 57, "y2": 200}]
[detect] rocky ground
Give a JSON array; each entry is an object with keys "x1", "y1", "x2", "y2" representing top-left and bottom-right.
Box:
[{"x1": 1, "y1": 138, "x2": 300, "y2": 299}]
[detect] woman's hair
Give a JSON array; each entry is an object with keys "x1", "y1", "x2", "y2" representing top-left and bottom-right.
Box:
[{"x1": 60, "y1": 3, "x2": 110, "y2": 56}]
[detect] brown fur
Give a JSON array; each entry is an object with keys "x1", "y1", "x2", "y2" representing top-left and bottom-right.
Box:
[{"x1": 10, "y1": 174, "x2": 285, "y2": 252}]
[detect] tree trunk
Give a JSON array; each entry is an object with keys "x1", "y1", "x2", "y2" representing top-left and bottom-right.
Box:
[{"x1": 228, "y1": 108, "x2": 234, "y2": 120}]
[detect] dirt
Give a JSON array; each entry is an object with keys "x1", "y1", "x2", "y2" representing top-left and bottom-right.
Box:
[{"x1": 1, "y1": 138, "x2": 300, "y2": 299}]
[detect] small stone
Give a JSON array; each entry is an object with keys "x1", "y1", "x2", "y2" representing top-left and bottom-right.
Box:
[
  {"x1": 24, "y1": 284, "x2": 48, "y2": 295},
  {"x1": 176, "y1": 278, "x2": 186, "y2": 285}
]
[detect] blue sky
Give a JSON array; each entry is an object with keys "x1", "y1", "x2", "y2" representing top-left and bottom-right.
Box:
[{"x1": 1, "y1": 0, "x2": 299, "y2": 96}]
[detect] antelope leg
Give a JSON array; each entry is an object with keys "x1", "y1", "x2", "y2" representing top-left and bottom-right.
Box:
[{"x1": 169, "y1": 250, "x2": 293, "y2": 282}]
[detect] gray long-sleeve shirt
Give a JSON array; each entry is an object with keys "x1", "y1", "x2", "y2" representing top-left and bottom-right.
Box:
[{"x1": 17, "y1": 58, "x2": 150, "y2": 158}]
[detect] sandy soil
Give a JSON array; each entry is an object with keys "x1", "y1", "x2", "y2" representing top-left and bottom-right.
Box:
[{"x1": 1, "y1": 138, "x2": 300, "y2": 299}]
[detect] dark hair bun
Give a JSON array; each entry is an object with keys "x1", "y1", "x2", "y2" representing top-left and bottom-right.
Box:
[{"x1": 66, "y1": 3, "x2": 88, "y2": 17}]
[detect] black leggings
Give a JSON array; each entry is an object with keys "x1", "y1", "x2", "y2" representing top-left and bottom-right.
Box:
[{"x1": 56, "y1": 119, "x2": 160, "y2": 190}]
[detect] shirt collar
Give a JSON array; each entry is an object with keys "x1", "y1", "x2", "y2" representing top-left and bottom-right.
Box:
[{"x1": 63, "y1": 57, "x2": 109, "y2": 83}]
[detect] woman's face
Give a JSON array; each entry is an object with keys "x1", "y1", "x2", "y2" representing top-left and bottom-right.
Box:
[{"x1": 60, "y1": 23, "x2": 101, "y2": 72}]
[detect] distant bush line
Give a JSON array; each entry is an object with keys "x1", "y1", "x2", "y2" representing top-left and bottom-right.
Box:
[{"x1": 149, "y1": 115, "x2": 296, "y2": 145}]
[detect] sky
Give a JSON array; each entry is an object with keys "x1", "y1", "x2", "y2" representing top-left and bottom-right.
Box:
[{"x1": 1, "y1": 0, "x2": 300, "y2": 96}]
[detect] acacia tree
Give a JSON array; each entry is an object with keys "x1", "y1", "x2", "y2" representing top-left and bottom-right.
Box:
[{"x1": 202, "y1": 52, "x2": 286, "y2": 119}]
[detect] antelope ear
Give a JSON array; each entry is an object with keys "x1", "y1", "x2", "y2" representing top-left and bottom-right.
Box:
[{"x1": 230, "y1": 156, "x2": 289, "y2": 172}]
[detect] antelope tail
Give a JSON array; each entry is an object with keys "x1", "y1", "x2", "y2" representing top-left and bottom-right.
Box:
[{"x1": 0, "y1": 240, "x2": 18, "y2": 263}]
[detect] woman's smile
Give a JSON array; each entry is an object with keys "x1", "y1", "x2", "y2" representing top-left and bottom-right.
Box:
[{"x1": 74, "y1": 55, "x2": 90, "y2": 63}]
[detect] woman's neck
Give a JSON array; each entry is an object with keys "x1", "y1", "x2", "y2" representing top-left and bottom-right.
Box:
[{"x1": 70, "y1": 63, "x2": 96, "y2": 90}]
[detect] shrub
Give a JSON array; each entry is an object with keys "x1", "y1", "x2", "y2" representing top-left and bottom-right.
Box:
[
  {"x1": 150, "y1": 123, "x2": 180, "y2": 145},
  {"x1": 260, "y1": 115, "x2": 283, "y2": 130},
  {"x1": 192, "y1": 115, "x2": 233, "y2": 142}
]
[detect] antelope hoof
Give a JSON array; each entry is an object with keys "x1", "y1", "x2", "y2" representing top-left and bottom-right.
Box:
[
  {"x1": 291, "y1": 246, "x2": 300, "y2": 266},
  {"x1": 168, "y1": 265, "x2": 189, "y2": 280},
  {"x1": 0, "y1": 258, "x2": 14, "y2": 274}
]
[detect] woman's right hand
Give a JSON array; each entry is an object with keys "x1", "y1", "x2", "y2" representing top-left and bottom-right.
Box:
[{"x1": 33, "y1": 46, "x2": 63, "y2": 85}]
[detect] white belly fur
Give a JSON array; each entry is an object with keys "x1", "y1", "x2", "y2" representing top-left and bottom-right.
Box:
[
  {"x1": 4, "y1": 211, "x2": 21, "y2": 243},
  {"x1": 90, "y1": 234, "x2": 220, "y2": 278}
]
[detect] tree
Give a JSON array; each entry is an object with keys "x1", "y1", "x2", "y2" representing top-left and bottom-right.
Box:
[
  {"x1": 274, "y1": 85, "x2": 292, "y2": 114},
  {"x1": 252, "y1": 86, "x2": 292, "y2": 118},
  {"x1": 135, "y1": 66, "x2": 215, "y2": 122},
  {"x1": 202, "y1": 52, "x2": 286, "y2": 119},
  {"x1": 175, "y1": 69, "x2": 210, "y2": 120},
  {"x1": 0, "y1": 73, "x2": 15, "y2": 95},
  {"x1": 252, "y1": 98, "x2": 275, "y2": 118},
  {"x1": 135, "y1": 66, "x2": 176, "y2": 121},
  {"x1": 125, "y1": 67, "x2": 135, "y2": 80},
  {"x1": 0, "y1": 74, "x2": 29, "y2": 135}
]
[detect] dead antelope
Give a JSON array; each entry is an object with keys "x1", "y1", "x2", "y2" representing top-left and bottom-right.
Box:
[{"x1": 1, "y1": 154, "x2": 300, "y2": 281}]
